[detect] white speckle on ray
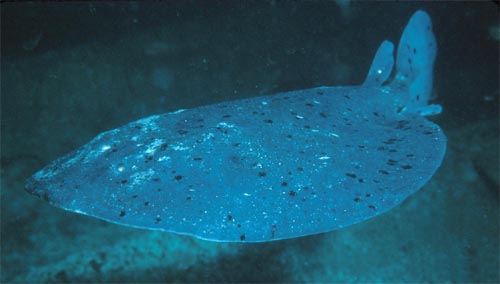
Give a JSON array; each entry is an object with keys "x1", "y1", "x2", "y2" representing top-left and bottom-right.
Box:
[
  {"x1": 171, "y1": 109, "x2": 186, "y2": 114},
  {"x1": 130, "y1": 168, "x2": 155, "y2": 186},
  {"x1": 135, "y1": 115, "x2": 160, "y2": 124},
  {"x1": 216, "y1": 122, "x2": 235, "y2": 128},
  {"x1": 381, "y1": 87, "x2": 391, "y2": 94},
  {"x1": 100, "y1": 145, "x2": 111, "y2": 152},
  {"x1": 157, "y1": 156, "x2": 170, "y2": 162},
  {"x1": 144, "y1": 138, "x2": 166, "y2": 155},
  {"x1": 201, "y1": 133, "x2": 215, "y2": 142},
  {"x1": 117, "y1": 164, "x2": 125, "y2": 172},
  {"x1": 170, "y1": 142, "x2": 189, "y2": 151}
]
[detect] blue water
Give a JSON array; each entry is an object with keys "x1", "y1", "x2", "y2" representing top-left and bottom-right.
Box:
[{"x1": 1, "y1": 2, "x2": 498, "y2": 282}]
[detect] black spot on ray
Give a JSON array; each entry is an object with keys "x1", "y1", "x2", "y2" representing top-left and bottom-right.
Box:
[
  {"x1": 144, "y1": 155, "x2": 153, "y2": 163},
  {"x1": 271, "y1": 224, "x2": 277, "y2": 238},
  {"x1": 387, "y1": 159, "x2": 397, "y2": 166}
]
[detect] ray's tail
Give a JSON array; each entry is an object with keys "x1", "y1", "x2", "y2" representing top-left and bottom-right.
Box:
[{"x1": 363, "y1": 10, "x2": 441, "y2": 116}]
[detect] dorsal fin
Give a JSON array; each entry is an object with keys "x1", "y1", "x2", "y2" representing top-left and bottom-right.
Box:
[{"x1": 363, "y1": 40, "x2": 394, "y2": 87}]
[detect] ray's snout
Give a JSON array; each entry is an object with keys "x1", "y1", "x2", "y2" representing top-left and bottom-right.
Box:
[{"x1": 25, "y1": 176, "x2": 49, "y2": 202}]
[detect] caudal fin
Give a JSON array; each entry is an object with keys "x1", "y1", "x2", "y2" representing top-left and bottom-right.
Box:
[{"x1": 393, "y1": 10, "x2": 441, "y2": 116}]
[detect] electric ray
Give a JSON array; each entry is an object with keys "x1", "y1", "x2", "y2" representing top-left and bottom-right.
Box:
[{"x1": 25, "y1": 10, "x2": 446, "y2": 242}]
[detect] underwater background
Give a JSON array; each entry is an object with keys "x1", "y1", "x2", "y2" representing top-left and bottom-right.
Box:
[{"x1": 1, "y1": 1, "x2": 498, "y2": 283}]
